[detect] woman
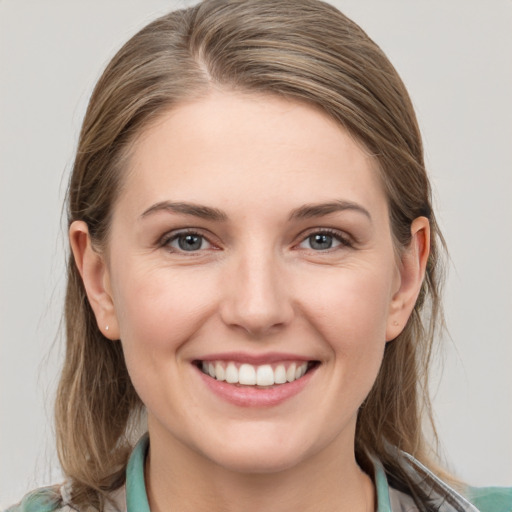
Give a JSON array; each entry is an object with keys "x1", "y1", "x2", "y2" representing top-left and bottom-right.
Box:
[{"x1": 6, "y1": 1, "x2": 511, "y2": 511}]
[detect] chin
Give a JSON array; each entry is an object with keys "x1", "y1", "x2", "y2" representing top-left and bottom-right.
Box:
[
  {"x1": 209, "y1": 446, "x2": 306, "y2": 475},
  {"x1": 196, "y1": 427, "x2": 315, "y2": 475}
]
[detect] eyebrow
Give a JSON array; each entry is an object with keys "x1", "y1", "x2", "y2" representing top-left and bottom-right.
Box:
[
  {"x1": 288, "y1": 200, "x2": 372, "y2": 221},
  {"x1": 140, "y1": 201, "x2": 228, "y2": 222},
  {"x1": 139, "y1": 199, "x2": 371, "y2": 223}
]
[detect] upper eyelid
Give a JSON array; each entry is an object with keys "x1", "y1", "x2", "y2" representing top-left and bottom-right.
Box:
[
  {"x1": 158, "y1": 228, "x2": 216, "y2": 247},
  {"x1": 295, "y1": 227, "x2": 352, "y2": 244},
  {"x1": 156, "y1": 226, "x2": 353, "y2": 249}
]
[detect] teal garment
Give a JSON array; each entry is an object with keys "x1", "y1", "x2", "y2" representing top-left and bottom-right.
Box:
[
  {"x1": 125, "y1": 433, "x2": 150, "y2": 512},
  {"x1": 5, "y1": 434, "x2": 512, "y2": 511},
  {"x1": 4, "y1": 487, "x2": 62, "y2": 512},
  {"x1": 465, "y1": 487, "x2": 512, "y2": 512}
]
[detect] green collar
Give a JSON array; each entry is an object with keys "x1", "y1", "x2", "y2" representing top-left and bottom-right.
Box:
[
  {"x1": 373, "y1": 457, "x2": 393, "y2": 512},
  {"x1": 125, "y1": 434, "x2": 393, "y2": 512},
  {"x1": 126, "y1": 433, "x2": 151, "y2": 512}
]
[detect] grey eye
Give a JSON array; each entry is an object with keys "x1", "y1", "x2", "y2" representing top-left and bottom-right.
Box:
[
  {"x1": 308, "y1": 233, "x2": 334, "y2": 250},
  {"x1": 298, "y1": 232, "x2": 345, "y2": 251},
  {"x1": 168, "y1": 233, "x2": 210, "y2": 251}
]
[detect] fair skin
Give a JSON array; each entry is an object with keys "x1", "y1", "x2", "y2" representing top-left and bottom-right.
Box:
[{"x1": 70, "y1": 91, "x2": 429, "y2": 512}]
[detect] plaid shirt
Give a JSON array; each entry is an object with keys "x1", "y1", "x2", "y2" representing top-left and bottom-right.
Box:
[{"x1": 6, "y1": 434, "x2": 511, "y2": 512}]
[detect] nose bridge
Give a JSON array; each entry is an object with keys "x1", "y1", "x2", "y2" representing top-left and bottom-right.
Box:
[{"x1": 221, "y1": 240, "x2": 293, "y2": 336}]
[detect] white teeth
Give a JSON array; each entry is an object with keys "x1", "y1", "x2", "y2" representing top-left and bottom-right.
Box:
[
  {"x1": 274, "y1": 364, "x2": 287, "y2": 384},
  {"x1": 215, "y1": 362, "x2": 226, "y2": 381},
  {"x1": 295, "y1": 364, "x2": 306, "y2": 379},
  {"x1": 201, "y1": 360, "x2": 313, "y2": 386},
  {"x1": 226, "y1": 362, "x2": 238, "y2": 383},
  {"x1": 239, "y1": 364, "x2": 257, "y2": 385},
  {"x1": 256, "y1": 365, "x2": 274, "y2": 386},
  {"x1": 286, "y1": 363, "x2": 296, "y2": 382}
]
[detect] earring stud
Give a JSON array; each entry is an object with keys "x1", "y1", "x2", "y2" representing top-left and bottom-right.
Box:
[{"x1": 105, "y1": 325, "x2": 109, "y2": 331}]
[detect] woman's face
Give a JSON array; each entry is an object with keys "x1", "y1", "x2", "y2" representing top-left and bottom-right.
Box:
[{"x1": 77, "y1": 91, "x2": 423, "y2": 473}]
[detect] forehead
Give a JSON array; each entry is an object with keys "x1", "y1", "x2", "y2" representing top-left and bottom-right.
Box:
[{"x1": 120, "y1": 91, "x2": 387, "y2": 219}]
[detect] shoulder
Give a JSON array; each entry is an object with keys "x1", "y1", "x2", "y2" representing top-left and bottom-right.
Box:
[
  {"x1": 3, "y1": 486, "x2": 73, "y2": 512},
  {"x1": 464, "y1": 486, "x2": 512, "y2": 512},
  {"x1": 4, "y1": 484, "x2": 126, "y2": 512}
]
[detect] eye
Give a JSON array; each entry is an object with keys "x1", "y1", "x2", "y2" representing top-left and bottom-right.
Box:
[
  {"x1": 298, "y1": 230, "x2": 349, "y2": 251},
  {"x1": 163, "y1": 232, "x2": 213, "y2": 252}
]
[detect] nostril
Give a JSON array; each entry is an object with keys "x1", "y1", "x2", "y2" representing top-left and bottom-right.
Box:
[{"x1": 218, "y1": 273, "x2": 294, "y2": 336}]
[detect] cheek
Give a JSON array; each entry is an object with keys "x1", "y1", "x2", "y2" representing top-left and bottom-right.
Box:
[
  {"x1": 110, "y1": 264, "x2": 221, "y2": 419},
  {"x1": 299, "y1": 265, "x2": 394, "y2": 341},
  {"x1": 297, "y1": 265, "x2": 394, "y2": 391},
  {"x1": 111, "y1": 263, "x2": 219, "y2": 356}
]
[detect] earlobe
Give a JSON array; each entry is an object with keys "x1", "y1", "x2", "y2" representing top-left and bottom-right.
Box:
[
  {"x1": 69, "y1": 221, "x2": 120, "y2": 340},
  {"x1": 386, "y1": 217, "x2": 430, "y2": 341}
]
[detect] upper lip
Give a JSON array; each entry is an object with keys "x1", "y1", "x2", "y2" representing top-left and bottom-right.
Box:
[{"x1": 195, "y1": 352, "x2": 317, "y2": 365}]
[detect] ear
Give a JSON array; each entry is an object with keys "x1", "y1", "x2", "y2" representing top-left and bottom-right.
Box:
[
  {"x1": 386, "y1": 216, "x2": 430, "y2": 341},
  {"x1": 69, "y1": 221, "x2": 120, "y2": 340}
]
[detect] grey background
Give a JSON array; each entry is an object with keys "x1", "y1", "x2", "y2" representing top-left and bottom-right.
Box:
[{"x1": 1, "y1": 0, "x2": 511, "y2": 507}]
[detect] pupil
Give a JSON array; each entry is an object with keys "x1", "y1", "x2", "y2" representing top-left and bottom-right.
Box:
[
  {"x1": 178, "y1": 234, "x2": 202, "y2": 251},
  {"x1": 310, "y1": 234, "x2": 332, "y2": 250}
]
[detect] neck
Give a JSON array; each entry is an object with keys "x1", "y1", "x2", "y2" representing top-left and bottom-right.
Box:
[{"x1": 145, "y1": 421, "x2": 375, "y2": 512}]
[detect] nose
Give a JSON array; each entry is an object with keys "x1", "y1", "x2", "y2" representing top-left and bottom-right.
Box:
[{"x1": 219, "y1": 250, "x2": 294, "y2": 338}]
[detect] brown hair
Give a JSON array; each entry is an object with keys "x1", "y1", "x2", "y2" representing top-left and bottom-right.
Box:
[{"x1": 56, "y1": 0, "x2": 447, "y2": 509}]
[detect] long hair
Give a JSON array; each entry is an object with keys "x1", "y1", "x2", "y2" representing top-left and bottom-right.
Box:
[{"x1": 56, "y1": 1, "x2": 447, "y2": 509}]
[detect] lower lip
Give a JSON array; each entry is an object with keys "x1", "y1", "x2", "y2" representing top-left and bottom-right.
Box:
[{"x1": 195, "y1": 365, "x2": 317, "y2": 407}]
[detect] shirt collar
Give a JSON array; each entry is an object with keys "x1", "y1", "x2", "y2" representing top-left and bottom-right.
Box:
[
  {"x1": 126, "y1": 433, "x2": 151, "y2": 512},
  {"x1": 373, "y1": 457, "x2": 394, "y2": 512},
  {"x1": 125, "y1": 433, "x2": 473, "y2": 512}
]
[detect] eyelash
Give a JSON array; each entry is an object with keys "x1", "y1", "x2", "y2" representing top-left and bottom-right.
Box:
[
  {"x1": 157, "y1": 227, "x2": 353, "y2": 254},
  {"x1": 297, "y1": 228, "x2": 353, "y2": 251},
  {"x1": 158, "y1": 229, "x2": 215, "y2": 254}
]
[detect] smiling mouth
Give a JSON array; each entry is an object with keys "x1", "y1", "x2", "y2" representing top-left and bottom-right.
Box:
[{"x1": 195, "y1": 360, "x2": 320, "y2": 387}]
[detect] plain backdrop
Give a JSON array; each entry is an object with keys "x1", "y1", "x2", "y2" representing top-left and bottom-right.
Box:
[{"x1": 1, "y1": 0, "x2": 511, "y2": 507}]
